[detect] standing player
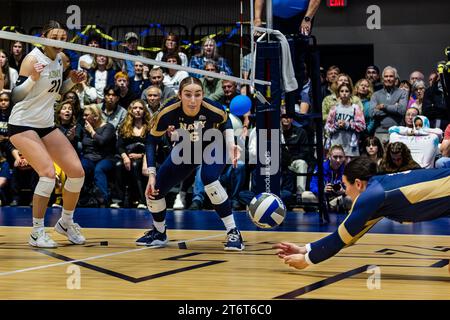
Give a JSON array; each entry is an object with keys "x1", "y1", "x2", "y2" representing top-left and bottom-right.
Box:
[
  {"x1": 274, "y1": 157, "x2": 450, "y2": 272},
  {"x1": 8, "y1": 21, "x2": 86, "y2": 248},
  {"x1": 137, "y1": 77, "x2": 244, "y2": 250}
]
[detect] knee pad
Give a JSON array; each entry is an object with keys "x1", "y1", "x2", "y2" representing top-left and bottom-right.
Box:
[
  {"x1": 204, "y1": 180, "x2": 228, "y2": 205},
  {"x1": 34, "y1": 177, "x2": 56, "y2": 198},
  {"x1": 64, "y1": 176, "x2": 85, "y2": 193},
  {"x1": 146, "y1": 198, "x2": 166, "y2": 213}
]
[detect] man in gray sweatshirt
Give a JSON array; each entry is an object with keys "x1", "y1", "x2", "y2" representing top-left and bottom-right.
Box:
[{"x1": 370, "y1": 66, "x2": 408, "y2": 144}]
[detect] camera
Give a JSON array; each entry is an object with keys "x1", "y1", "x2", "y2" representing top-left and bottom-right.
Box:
[{"x1": 332, "y1": 183, "x2": 342, "y2": 192}]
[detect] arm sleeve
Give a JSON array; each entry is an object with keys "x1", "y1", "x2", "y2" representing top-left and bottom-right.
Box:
[
  {"x1": 145, "y1": 134, "x2": 162, "y2": 168},
  {"x1": 11, "y1": 76, "x2": 36, "y2": 103},
  {"x1": 306, "y1": 182, "x2": 385, "y2": 264},
  {"x1": 117, "y1": 135, "x2": 127, "y2": 155},
  {"x1": 369, "y1": 93, "x2": 386, "y2": 118}
]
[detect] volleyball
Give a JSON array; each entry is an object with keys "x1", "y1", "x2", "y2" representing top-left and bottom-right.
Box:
[{"x1": 248, "y1": 193, "x2": 287, "y2": 229}]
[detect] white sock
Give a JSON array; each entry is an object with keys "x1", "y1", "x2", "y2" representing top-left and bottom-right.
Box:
[
  {"x1": 153, "y1": 220, "x2": 166, "y2": 233},
  {"x1": 32, "y1": 218, "x2": 45, "y2": 232},
  {"x1": 221, "y1": 215, "x2": 236, "y2": 232},
  {"x1": 61, "y1": 209, "x2": 74, "y2": 225}
]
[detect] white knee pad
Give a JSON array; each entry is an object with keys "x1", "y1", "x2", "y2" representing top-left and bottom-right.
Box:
[
  {"x1": 64, "y1": 176, "x2": 85, "y2": 193},
  {"x1": 146, "y1": 198, "x2": 166, "y2": 213},
  {"x1": 204, "y1": 180, "x2": 228, "y2": 205},
  {"x1": 34, "y1": 177, "x2": 56, "y2": 198}
]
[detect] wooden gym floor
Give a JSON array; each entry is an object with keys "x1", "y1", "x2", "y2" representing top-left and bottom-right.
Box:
[{"x1": 0, "y1": 207, "x2": 449, "y2": 300}]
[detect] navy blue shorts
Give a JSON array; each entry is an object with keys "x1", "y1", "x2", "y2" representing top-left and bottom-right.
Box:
[{"x1": 8, "y1": 124, "x2": 57, "y2": 138}]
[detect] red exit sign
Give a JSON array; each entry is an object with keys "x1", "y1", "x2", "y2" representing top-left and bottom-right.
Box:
[{"x1": 327, "y1": 0, "x2": 347, "y2": 7}]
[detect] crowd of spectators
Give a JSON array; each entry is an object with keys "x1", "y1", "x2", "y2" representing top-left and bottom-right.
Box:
[{"x1": 0, "y1": 31, "x2": 448, "y2": 213}]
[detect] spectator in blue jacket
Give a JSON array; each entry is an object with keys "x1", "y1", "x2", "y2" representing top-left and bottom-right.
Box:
[{"x1": 301, "y1": 144, "x2": 352, "y2": 212}]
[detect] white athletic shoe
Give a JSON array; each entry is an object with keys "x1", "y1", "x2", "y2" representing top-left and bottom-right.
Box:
[
  {"x1": 173, "y1": 192, "x2": 186, "y2": 209},
  {"x1": 29, "y1": 229, "x2": 58, "y2": 248},
  {"x1": 54, "y1": 218, "x2": 86, "y2": 245}
]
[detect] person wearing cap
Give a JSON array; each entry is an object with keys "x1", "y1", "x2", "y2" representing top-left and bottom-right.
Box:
[
  {"x1": 122, "y1": 32, "x2": 140, "y2": 78},
  {"x1": 365, "y1": 65, "x2": 382, "y2": 91}
]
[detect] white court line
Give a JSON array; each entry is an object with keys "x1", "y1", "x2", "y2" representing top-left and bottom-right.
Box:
[{"x1": 0, "y1": 233, "x2": 224, "y2": 277}]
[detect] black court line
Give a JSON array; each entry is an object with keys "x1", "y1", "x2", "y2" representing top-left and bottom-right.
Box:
[
  {"x1": 274, "y1": 265, "x2": 371, "y2": 299},
  {"x1": 36, "y1": 249, "x2": 226, "y2": 283},
  {"x1": 376, "y1": 248, "x2": 449, "y2": 257},
  {"x1": 274, "y1": 259, "x2": 450, "y2": 299}
]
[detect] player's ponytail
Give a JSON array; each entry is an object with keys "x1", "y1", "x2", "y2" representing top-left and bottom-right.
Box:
[{"x1": 344, "y1": 157, "x2": 378, "y2": 184}]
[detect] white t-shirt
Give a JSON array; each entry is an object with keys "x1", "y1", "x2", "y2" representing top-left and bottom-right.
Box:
[
  {"x1": 9, "y1": 48, "x2": 63, "y2": 128},
  {"x1": 94, "y1": 70, "x2": 107, "y2": 100},
  {"x1": 163, "y1": 70, "x2": 189, "y2": 94}
]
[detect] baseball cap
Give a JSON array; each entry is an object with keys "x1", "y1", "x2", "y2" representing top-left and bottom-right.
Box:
[
  {"x1": 125, "y1": 32, "x2": 138, "y2": 42},
  {"x1": 366, "y1": 65, "x2": 380, "y2": 74}
]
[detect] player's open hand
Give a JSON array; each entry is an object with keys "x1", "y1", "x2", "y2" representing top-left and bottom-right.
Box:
[
  {"x1": 145, "y1": 174, "x2": 159, "y2": 199},
  {"x1": 273, "y1": 242, "x2": 306, "y2": 258},
  {"x1": 283, "y1": 253, "x2": 310, "y2": 270},
  {"x1": 31, "y1": 63, "x2": 46, "y2": 81},
  {"x1": 69, "y1": 70, "x2": 87, "y2": 84}
]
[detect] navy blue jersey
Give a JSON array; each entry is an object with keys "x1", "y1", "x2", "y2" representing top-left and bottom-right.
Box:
[
  {"x1": 146, "y1": 98, "x2": 232, "y2": 167},
  {"x1": 307, "y1": 168, "x2": 450, "y2": 265}
]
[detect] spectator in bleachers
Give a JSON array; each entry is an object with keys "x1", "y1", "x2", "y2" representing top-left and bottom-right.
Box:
[
  {"x1": 200, "y1": 60, "x2": 224, "y2": 102},
  {"x1": 400, "y1": 106, "x2": 420, "y2": 128},
  {"x1": 399, "y1": 80, "x2": 413, "y2": 106},
  {"x1": 360, "y1": 136, "x2": 384, "y2": 167},
  {"x1": 62, "y1": 91, "x2": 82, "y2": 122},
  {"x1": 389, "y1": 115, "x2": 442, "y2": 168},
  {"x1": 281, "y1": 109, "x2": 309, "y2": 195},
  {"x1": 78, "y1": 33, "x2": 101, "y2": 70},
  {"x1": 0, "y1": 49, "x2": 18, "y2": 92},
  {"x1": 89, "y1": 54, "x2": 116, "y2": 102},
  {"x1": 121, "y1": 32, "x2": 140, "y2": 78},
  {"x1": 301, "y1": 144, "x2": 352, "y2": 212},
  {"x1": 162, "y1": 53, "x2": 189, "y2": 94},
  {"x1": 408, "y1": 80, "x2": 426, "y2": 113},
  {"x1": 144, "y1": 86, "x2": 163, "y2": 116},
  {"x1": 8, "y1": 41, "x2": 25, "y2": 72},
  {"x1": 113, "y1": 99, "x2": 150, "y2": 208},
  {"x1": 141, "y1": 67, "x2": 176, "y2": 103},
  {"x1": 428, "y1": 71, "x2": 439, "y2": 88},
  {"x1": 155, "y1": 32, "x2": 188, "y2": 67},
  {"x1": 70, "y1": 69, "x2": 97, "y2": 109},
  {"x1": 129, "y1": 61, "x2": 150, "y2": 97},
  {"x1": 0, "y1": 150, "x2": 11, "y2": 206},
  {"x1": 79, "y1": 104, "x2": 117, "y2": 207},
  {"x1": 354, "y1": 78, "x2": 375, "y2": 137},
  {"x1": 189, "y1": 37, "x2": 232, "y2": 78},
  {"x1": 115, "y1": 72, "x2": 138, "y2": 109},
  {"x1": 409, "y1": 70, "x2": 425, "y2": 85},
  {"x1": 370, "y1": 66, "x2": 408, "y2": 145},
  {"x1": 325, "y1": 83, "x2": 366, "y2": 159},
  {"x1": 321, "y1": 65, "x2": 340, "y2": 98},
  {"x1": 365, "y1": 65, "x2": 383, "y2": 91},
  {"x1": 0, "y1": 92, "x2": 12, "y2": 159},
  {"x1": 99, "y1": 85, "x2": 127, "y2": 130},
  {"x1": 220, "y1": 80, "x2": 250, "y2": 139},
  {"x1": 423, "y1": 73, "x2": 449, "y2": 131},
  {"x1": 9, "y1": 148, "x2": 38, "y2": 206},
  {"x1": 322, "y1": 73, "x2": 363, "y2": 122},
  {"x1": 378, "y1": 141, "x2": 421, "y2": 173},
  {"x1": 52, "y1": 101, "x2": 80, "y2": 208},
  {"x1": 435, "y1": 124, "x2": 450, "y2": 168}
]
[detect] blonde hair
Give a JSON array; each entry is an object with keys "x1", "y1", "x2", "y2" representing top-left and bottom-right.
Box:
[
  {"x1": 84, "y1": 104, "x2": 104, "y2": 128},
  {"x1": 353, "y1": 78, "x2": 374, "y2": 99},
  {"x1": 91, "y1": 55, "x2": 114, "y2": 70},
  {"x1": 119, "y1": 99, "x2": 151, "y2": 138}
]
